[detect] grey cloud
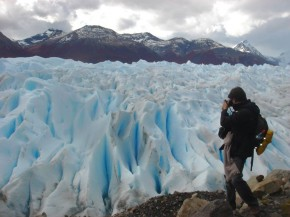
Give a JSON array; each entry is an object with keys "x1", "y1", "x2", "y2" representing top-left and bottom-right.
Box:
[
  {"x1": 118, "y1": 17, "x2": 138, "y2": 31},
  {"x1": 33, "y1": 1, "x2": 70, "y2": 19},
  {"x1": 105, "y1": 0, "x2": 213, "y2": 27},
  {"x1": 65, "y1": 0, "x2": 101, "y2": 10},
  {"x1": 243, "y1": 16, "x2": 290, "y2": 56},
  {"x1": 199, "y1": 16, "x2": 290, "y2": 56},
  {"x1": 231, "y1": 0, "x2": 290, "y2": 19},
  {"x1": 0, "y1": 0, "x2": 101, "y2": 39},
  {"x1": 48, "y1": 20, "x2": 72, "y2": 32},
  {"x1": 34, "y1": 0, "x2": 102, "y2": 17},
  {"x1": 0, "y1": 0, "x2": 72, "y2": 39}
]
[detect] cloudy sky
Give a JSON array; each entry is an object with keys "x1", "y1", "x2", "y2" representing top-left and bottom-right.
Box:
[{"x1": 0, "y1": 0, "x2": 289, "y2": 56}]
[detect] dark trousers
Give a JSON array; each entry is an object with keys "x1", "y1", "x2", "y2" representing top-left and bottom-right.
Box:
[{"x1": 225, "y1": 157, "x2": 259, "y2": 209}]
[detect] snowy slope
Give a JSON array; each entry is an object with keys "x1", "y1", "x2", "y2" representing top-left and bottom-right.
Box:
[
  {"x1": 233, "y1": 40, "x2": 264, "y2": 57},
  {"x1": 124, "y1": 34, "x2": 224, "y2": 56},
  {"x1": 17, "y1": 29, "x2": 65, "y2": 47},
  {"x1": 121, "y1": 32, "x2": 162, "y2": 44},
  {"x1": 0, "y1": 57, "x2": 290, "y2": 217},
  {"x1": 233, "y1": 40, "x2": 278, "y2": 65},
  {"x1": 59, "y1": 25, "x2": 119, "y2": 43}
]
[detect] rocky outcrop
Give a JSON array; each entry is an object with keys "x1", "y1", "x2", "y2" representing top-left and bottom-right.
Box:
[
  {"x1": 183, "y1": 169, "x2": 290, "y2": 217},
  {"x1": 112, "y1": 170, "x2": 290, "y2": 217},
  {"x1": 176, "y1": 194, "x2": 209, "y2": 217},
  {"x1": 191, "y1": 199, "x2": 233, "y2": 217}
]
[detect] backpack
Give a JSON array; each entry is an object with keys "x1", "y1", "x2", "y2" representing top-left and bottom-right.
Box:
[
  {"x1": 250, "y1": 114, "x2": 274, "y2": 170},
  {"x1": 253, "y1": 114, "x2": 274, "y2": 155}
]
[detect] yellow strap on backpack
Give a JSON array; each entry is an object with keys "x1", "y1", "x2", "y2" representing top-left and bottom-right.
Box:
[{"x1": 256, "y1": 129, "x2": 274, "y2": 155}]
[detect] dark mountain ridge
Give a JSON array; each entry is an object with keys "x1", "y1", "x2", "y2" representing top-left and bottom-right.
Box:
[
  {"x1": 0, "y1": 32, "x2": 28, "y2": 57},
  {"x1": 0, "y1": 25, "x2": 278, "y2": 65},
  {"x1": 25, "y1": 25, "x2": 161, "y2": 63}
]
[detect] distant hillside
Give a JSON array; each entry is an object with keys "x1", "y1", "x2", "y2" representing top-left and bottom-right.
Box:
[
  {"x1": 0, "y1": 26, "x2": 278, "y2": 66},
  {"x1": 0, "y1": 32, "x2": 27, "y2": 57}
]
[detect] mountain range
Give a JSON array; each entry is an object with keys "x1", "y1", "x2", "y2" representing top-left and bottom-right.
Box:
[{"x1": 0, "y1": 25, "x2": 281, "y2": 66}]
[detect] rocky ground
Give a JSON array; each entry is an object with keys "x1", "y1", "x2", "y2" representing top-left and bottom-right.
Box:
[
  {"x1": 112, "y1": 170, "x2": 290, "y2": 217},
  {"x1": 112, "y1": 191, "x2": 224, "y2": 217},
  {"x1": 111, "y1": 191, "x2": 222, "y2": 217},
  {"x1": 111, "y1": 190, "x2": 289, "y2": 217}
]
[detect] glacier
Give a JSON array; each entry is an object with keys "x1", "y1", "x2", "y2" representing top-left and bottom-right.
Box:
[{"x1": 0, "y1": 57, "x2": 290, "y2": 217}]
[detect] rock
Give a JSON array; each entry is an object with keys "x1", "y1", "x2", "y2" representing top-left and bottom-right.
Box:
[
  {"x1": 111, "y1": 171, "x2": 290, "y2": 217},
  {"x1": 256, "y1": 175, "x2": 265, "y2": 182},
  {"x1": 267, "y1": 170, "x2": 290, "y2": 181},
  {"x1": 0, "y1": 191, "x2": 7, "y2": 203},
  {"x1": 280, "y1": 199, "x2": 290, "y2": 217},
  {"x1": 176, "y1": 193, "x2": 209, "y2": 217},
  {"x1": 251, "y1": 179, "x2": 283, "y2": 198},
  {"x1": 246, "y1": 170, "x2": 290, "y2": 199},
  {"x1": 284, "y1": 179, "x2": 290, "y2": 190},
  {"x1": 247, "y1": 176, "x2": 260, "y2": 189},
  {"x1": 191, "y1": 199, "x2": 233, "y2": 217},
  {"x1": 269, "y1": 213, "x2": 282, "y2": 217}
]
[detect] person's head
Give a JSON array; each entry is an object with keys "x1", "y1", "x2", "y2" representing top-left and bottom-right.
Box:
[{"x1": 228, "y1": 86, "x2": 247, "y2": 104}]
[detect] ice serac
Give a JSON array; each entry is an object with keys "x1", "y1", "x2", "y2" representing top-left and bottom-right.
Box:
[{"x1": 0, "y1": 57, "x2": 290, "y2": 217}]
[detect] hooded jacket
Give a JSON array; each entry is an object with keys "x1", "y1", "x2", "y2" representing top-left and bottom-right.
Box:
[{"x1": 220, "y1": 100, "x2": 260, "y2": 160}]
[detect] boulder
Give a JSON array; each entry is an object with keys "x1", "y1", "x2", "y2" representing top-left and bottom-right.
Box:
[
  {"x1": 252, "y1": 178, "x2": 283, "y2": 198},
  {"x1": 267, "y1": 170, "x2": 290, "y2": 182},
  {"x1": 246, "y1": 170, "x2": 290, "y2": 199},
  {"x1": 176, "y1": 193, "x2": 209, "y2": 217},
  {"x1": 280, "y1": 199, "x2": 290, "y2": 217},
  {"x1": 191, "y1": 199, "x2": 233, "y2": 217}
]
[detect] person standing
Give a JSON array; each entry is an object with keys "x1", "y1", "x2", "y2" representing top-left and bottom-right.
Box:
[{"x1": 219, "y1": 86, "x2": 260, "y2": 215}]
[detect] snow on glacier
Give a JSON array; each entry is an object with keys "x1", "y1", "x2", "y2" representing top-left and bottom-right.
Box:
[{"x1": 0, "y1": 57, "x2": 290, "y2": 217}]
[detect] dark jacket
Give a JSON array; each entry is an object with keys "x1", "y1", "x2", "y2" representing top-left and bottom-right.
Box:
[{"x1": 220, "y1": 100, "x2": 260, "y2": 160}]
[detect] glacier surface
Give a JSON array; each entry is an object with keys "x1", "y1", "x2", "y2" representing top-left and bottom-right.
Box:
[{"x1": 0, "y1": 57, "x2": 290, "y2": 217}]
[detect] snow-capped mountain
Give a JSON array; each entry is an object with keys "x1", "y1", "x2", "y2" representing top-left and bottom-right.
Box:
[
  {"x1": 0, "y1": 57, "x2": 289, "y2": 217},
  {"x1": 24, "y1": 26, "x2": 275, "y2": 65},
  {"x1": 233, "y1": 40, "x2": 279, "y2": 65},
  {"x1": 121, "y1": 34, "x2": 274, "y2": 65},
  {"x1": 121, "y1": 32, "x2": 162, "y2": 44},
  {"x1": 17, "y1": 29, "x2": 65, "y2": 47},
  {"x1": 233, "y1": 40, "x2": 264, "y2": 57},
  {"x1": 191, "y1": 38, "x2": 224, "y2": 51},
  {"x1": 25, "y1": 25, "x2": 161, "y2": 63},
  {"x1": 123, "y1": 34, "x2": 224, "y2": 58},
  {"x1": 234, "y1": 40, "x2": 289, "y2": 66},
  {"x1": 1, "y1": 26, "x2": 277, "y2": 65},
  {"x1": 120, "y1": 33, "x2": 266, "y2": 65},
  {"x1": 58, "y1": 25, "x2": 121, "y2": 43}
]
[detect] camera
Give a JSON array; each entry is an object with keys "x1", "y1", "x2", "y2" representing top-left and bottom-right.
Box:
[{"x1": 225, "y1": 99, "x2": 233, "y2": 106}]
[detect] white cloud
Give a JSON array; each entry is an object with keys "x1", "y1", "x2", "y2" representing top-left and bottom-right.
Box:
[
  {"x1": 70, "y1": 5, "x2": 141, "y2": 32},
  {"x1": 15, "y1": 0, "x2": 37, "y2": 11},
  {"x1": 223, "y1": 12, "x2": 253, "y2": 36}
]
